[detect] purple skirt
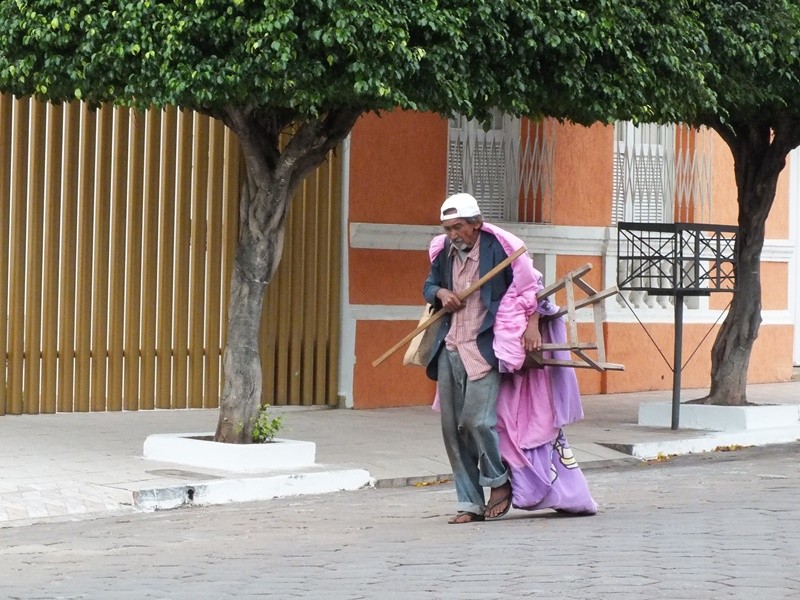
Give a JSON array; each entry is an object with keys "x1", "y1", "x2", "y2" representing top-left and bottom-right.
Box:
[{"x1": 508, "y1": 430, "x2": 597, "y2": 515}]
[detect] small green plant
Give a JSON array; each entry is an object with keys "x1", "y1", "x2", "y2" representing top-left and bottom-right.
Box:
[{"x1": 251, "y1": 404, "x2": 285, "y2": 443}]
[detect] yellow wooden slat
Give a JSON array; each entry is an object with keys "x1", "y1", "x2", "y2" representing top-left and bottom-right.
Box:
[
  {"x1": 140, "y1": 108, "x2": 161, "y2": 410},
  {"x1": 74, "y1": 103, "x2": 97, "y2": 412},
  {"x1": 57, "y1": 102, "x2": 81, "y2": 413},
  {"x1": 124, "y1": 110, "x2": 146, "y2": 411},
  {"x1": 0, "y1": 95, "x2": 13, "y2": 416},
  {"x1": 313, "y1": 161, "x2": 329, "y2": 405},
  {"x1": 302, "y1": 171, "x2": 320, "y2": 406},
  {"x1": 203, "y1": 118, "x2": 225, "y2": 408},
  {"x1": 90, "y1": 105, "x2": 114, "y2": 412},
  {"x1": 156, "y1": 106, "x2": 177, "y2": 409},
  {"x1": 188, "y1": 115, "x2": 209, "y2": 409},
  {"x1": 23, "y1": 100, "x2": 47, "y2": 414},
  {"x1": 107, "y1": 107, "x2": 131, "y2": 411},
  {"x1": 220, "y1": 127, "x2": 240, "y2": 354},
  {"x1": 1, "y1": 100, "x2": 341, "y2": 414},
  {"x1": 288, "y1": 182, "x2": 306, "y2": 405},
  {"x1": 40, "y1": 103, "x2": 65, "y2": 414},
  {"x1": 324, "y1": 151, "x2": 343, "y2": 405},
  {"x1": 171, "y1": 109, "x2": 193, "y2": 409},
  {"x1": 8, "y1": 97, "x2": 30, "y2": 414}
]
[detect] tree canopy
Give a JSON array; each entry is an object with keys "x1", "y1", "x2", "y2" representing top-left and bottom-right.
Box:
[
  {"x1": 0, "y1": 0, "x2": 715, "y2": 123},
  {"x1": 0, "y1": 0, "x2": 741, "y2": 430}
]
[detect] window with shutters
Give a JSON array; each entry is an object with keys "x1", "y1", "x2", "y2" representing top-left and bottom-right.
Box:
[
  {"x1": 613, "y1": 121, "x2": 715, "y2": 311},
  {"x1": 447, "y1": 111, "x2": 554, "y2": 223},
  {"x1": 612, "y1": 122, "x2": 675, "y2": 225},
  {"x1": 612, "y1": 121, "x2": 713, "y2": 226}
]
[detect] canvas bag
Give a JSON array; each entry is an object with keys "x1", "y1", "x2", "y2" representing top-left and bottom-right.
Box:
[{"x1": 402, "y1": 303, "x2": 438, "y2": 367}]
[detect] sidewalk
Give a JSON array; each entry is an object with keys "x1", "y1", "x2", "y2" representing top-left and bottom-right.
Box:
[{"x1": 1, "y1": 382, "x2": 799, "y2": 527}]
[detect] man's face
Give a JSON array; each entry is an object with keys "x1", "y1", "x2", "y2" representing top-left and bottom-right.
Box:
[{"x1": 442, "y1": 217, "x2": 481, "y2": 251}]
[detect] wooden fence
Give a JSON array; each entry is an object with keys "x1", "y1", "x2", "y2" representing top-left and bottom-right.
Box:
[{"x1": 0, "y1": 95, "x2": 341, "y2": 414}]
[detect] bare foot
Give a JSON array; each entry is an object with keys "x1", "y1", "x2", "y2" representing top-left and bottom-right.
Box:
[
  {"x1": 448, "y1": 511, "x2": 485, "y2": 524},
  {"x1": 485, "y1": 482, "x2": 512, "y2": 519}
]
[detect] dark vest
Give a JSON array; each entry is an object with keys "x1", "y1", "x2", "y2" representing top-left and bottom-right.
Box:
[{"x1": 422, "y1": 230, "x2": 513, "y2": 381}]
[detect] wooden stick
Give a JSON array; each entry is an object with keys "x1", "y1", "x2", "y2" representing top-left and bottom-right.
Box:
[{"x1": 372, "y1": 246, "x2": 527, "y2": 367}]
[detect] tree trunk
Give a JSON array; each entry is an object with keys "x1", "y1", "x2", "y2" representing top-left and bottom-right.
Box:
[
  {"x1": 213, "y1": 107, "x2": 360, "y2": 443},
  {"x1": 699, "y1": 119, "x2": 799, "y2": 405},
  {"x1": 214, "y1": 186, "x2": 288, "y2": 442}
]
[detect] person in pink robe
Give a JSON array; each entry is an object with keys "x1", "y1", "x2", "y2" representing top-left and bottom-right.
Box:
[{"x1": 430, "y1": 223, "x2": 597, "y2": 515}]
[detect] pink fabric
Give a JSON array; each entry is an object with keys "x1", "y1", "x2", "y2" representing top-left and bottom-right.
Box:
[{"x1": 429, "y1": 223, "x2": 594, "y2": 513}]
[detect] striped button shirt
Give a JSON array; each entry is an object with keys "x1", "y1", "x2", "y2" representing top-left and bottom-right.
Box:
[{"x1": 444, "y1": 235, "x2": 492, "y2": 380}]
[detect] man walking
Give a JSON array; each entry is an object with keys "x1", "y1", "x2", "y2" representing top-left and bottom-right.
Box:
[{"x1": 423, "y1": 193, "x2": 522, "y2": 524}]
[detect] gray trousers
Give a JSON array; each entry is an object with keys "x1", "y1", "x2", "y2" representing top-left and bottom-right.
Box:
[{"x1": 438, "y1": 349, "x2": 509, "y2": 515}]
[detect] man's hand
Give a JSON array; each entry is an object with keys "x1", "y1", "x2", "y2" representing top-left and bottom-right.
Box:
[
  {"x1": 436, "y1": 288, "x2": 464, "y2": 312},
  {"x1": 521, "y1": 313, "x2": 542, "y2": 352}
]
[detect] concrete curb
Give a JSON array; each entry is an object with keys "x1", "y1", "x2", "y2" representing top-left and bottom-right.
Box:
[{"x1": 133, "y1": 469, "x2": 374, "y2": 511}]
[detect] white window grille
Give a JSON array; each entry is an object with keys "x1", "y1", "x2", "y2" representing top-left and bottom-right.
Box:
[
  {"x1": 447, "y1": 111, "x2": 554, "y2": 223},
  {"x1": 612, "y1": 121, "x2": 713, "y2": 226},
  {"x1": 613, "y1": 122, "x2": 714, "y2": 311}
]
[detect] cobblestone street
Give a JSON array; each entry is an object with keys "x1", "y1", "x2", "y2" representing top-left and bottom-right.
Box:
[{"x1": 2, "y1": 445, "x2": 799, "y2": 600}]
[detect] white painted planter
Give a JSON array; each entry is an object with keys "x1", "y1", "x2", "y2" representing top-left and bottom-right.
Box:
[
  {"x1": 638, "y1": 403, "x2": 800, "y2": 431},
  {"x1": 143, "y1": 432, "x2": 316, "y2": 472}
]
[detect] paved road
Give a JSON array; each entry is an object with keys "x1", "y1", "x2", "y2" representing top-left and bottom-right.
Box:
[{"x1": 2, "y1": 445, "x2": 799, "y2": 600}]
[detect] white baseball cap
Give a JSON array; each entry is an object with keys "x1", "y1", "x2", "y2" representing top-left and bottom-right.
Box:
[{"x1": 440, "y1": 193, "x2": 481, "y2": 221}]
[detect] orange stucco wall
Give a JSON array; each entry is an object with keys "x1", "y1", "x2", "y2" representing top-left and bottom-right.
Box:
[
  {"x1": 349, "y1": 110, "x2": 447, "y2": 225},
  {"x1": 602, "y1": 323, "x2": 792, "y2": 393},
  {"x1": 349, "y1": 249, "x2": 430, "y2": 305},
  {"x1": 551, "y1": 123, "x2": 614, "y2": 226},
  {"x1": 355, "y1": 320, "x2": 436, "y2": 408},
  {"x1": 346, "y1": 114, "x2": 795, "y2": 409},
  {"x1": 709, "y1": 132, "x2": 790, "y2": 238}
]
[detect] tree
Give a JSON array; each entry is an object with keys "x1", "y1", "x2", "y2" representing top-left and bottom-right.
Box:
[
  {"x1": 0, "y1": 0, "x2": 713, "y2": 440},
  {"x1": 680, "y1": 1, "x2": 800, "y2": 405}
]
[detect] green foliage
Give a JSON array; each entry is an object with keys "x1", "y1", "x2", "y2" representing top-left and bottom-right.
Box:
[
  {"x1": 0, "y1": 0, "x2": 716, "y2": 125},
  {"x1": 251, "y1": 404, "x2": 285, "y2": 443},
  {"x1": 689, "y1": 0, "x2": 800, "y2": 130}
]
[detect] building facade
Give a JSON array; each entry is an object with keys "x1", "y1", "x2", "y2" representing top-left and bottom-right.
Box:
[{"x1": 340, "y1": 110, "x2": 796, "y2": 409}]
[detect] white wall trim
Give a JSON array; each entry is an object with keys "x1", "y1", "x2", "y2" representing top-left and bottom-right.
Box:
[
  {"x1": 348, "y1": 305, "x2": 424, "y2": 321},
  {"x1": 337, "y1": 135, "x2": 355, "y2": 408},
  {"x1": 791, "y1": 148, "x2": 800, "y2": 363},
  {"x1": 349, "y1": 222, "x2": 612, "y2": 255}
]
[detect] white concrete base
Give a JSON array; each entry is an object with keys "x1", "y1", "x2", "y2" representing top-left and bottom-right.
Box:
[
  {"x1": 143, "y1": 433, "x2": 316, "y2": 472},
  {"x1": 638, "y1": 403, "x2": 800, "y2": 431},
  {"x1": 627, "y1": 426, "x2": 800, "y2": 460},
  {"x1": 133, "y1": 469, "x2": 374, "y2": 511}
]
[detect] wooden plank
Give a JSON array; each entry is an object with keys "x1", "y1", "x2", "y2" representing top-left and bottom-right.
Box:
[
  {"x1": 156, "y1": 106, "x2": 177, "y2": 409},
  {"x1": 23, "y1": 99, "x2": 46, "y2": 414},
  {"x1": 188, "y1": 114, "x2": 209, "y2": 408},
  {"x1": 528, "y1": 356, "x2": 624, "y2": 371},
  {"x1": 57, "y1": 102, "x2": 81, "y2": 413},
  {"x1": 324, "y1": 149, "x2": 342, "y2": 406},
  {"x1": 107, "y1": 107, "x2": 130, "y2": 412},
  {"x1": 220, "y1": 126, "x2": 240, "y2": 353},
  {"x1": 302, "y1": 173, "x2": 319, "y2": 406},
  {"x1": 0, "y1": 95, "x2": 12, "y2": 415},
  {"x1": 573, "y1": 276, "x2": 598, "y2": 296},
  {"x1": 74, "y1": 102, "x2": 97, "y2": 412},
  {"x1": 171, "y1": 109, "x2": 193, "y2": 409},
  {"x1": 549, "y1": 287, "x2": 619, "y2": 318},
  {"x1": 204, "y1": 118, "x2": 224, "y2": 408},
  {"x1": 288, "y1": 180, "x2": 306, "y2": 406},
  {"x1": 563, "y1": 274, "x2": 579, "y2": 348},
  {"x1": 8, "y1": 97, "x2": 30, "y2": 414},
  {"x1": 124, "y1": 109, "x2": 145, "y2": 411},
  {"x1": 536, "y1": 263, "x2": 592, "y2": 299},
  {"x1": 90, "y1": 105, "x2": 113, "y2": 412},
  {"x1": 41, "y1": 103, "x2": 64, "y2": 414},
  {"x1": 140, "y1": 108, "x2": 161, "y2": 410}
]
